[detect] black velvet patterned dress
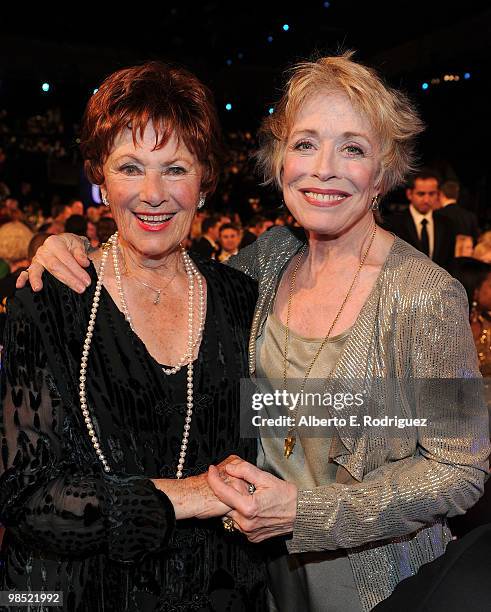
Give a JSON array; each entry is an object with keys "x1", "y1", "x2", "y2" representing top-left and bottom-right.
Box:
[{"x1": 0, "y1": 255, "x2": 266, "y2": 611}]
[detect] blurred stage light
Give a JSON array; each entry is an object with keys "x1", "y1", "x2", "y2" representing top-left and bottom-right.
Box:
[
  {"x1": 93, "y1": 88, "x2": 99, "y2": 94},
  {"x1": 464, "y1": 72, "x2": 471, "y2": 79},
  {"x1": 225, "y1": 103, "x2": 232, "y2": 111},
  {"x1": 268, "y1": 107, "x2": 274, "y2": 114},
  {"x1": 226, "y1": 59, "x2": 232, "y2": 66},
  {"x1": 422, "y1": 82, "x2": 429, "y2": 90},
  {"x1": 267, "y1": 35, "x2": 273, "y2": 43},
  {"x1": 41, "y1": 82, "x2": 50, "y2": 92},
  {"x1": 323, "y1": 1, "x2": 330, "y2": 7},
  {"x1": 92, "y1": 185, "x2": 102, "y2": 205},
  {"x1": 282, "y1": 24, "x2": 290, "y2": 31}
]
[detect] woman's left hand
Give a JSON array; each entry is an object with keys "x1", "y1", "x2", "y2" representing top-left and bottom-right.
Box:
[{"x1": 208, "y1": 459, "x2": 298, "y2": 542}]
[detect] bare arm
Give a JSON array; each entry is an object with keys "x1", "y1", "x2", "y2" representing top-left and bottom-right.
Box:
[{"x1": 16, "y1": 233, "x2": 93, "y2": 292}]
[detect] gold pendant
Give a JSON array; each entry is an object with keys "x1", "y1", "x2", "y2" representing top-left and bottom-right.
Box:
[{"x1": 284, "y1": 435, "x2": 296, "y2": 458}]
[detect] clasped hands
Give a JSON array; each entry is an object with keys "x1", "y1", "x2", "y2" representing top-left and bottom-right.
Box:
[
  {"x1": 208, "y1": 457, "x2": 298, "y2": 543},
  {"x1": 151, "y1": 455, "x2": 297, "y2": 543}
]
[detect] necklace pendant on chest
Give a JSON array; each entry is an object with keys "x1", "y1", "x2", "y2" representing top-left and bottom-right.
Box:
[
  {"x1": 153, "y1": 289, "x2": 161, "y2": 305},
  {"x1": 284, "y1": 435, "x2": 296, "y2": 458}
]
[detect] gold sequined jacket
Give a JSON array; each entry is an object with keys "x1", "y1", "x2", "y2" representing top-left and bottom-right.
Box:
[{"x1": 228, "y1": 226, "x2": 490, "y2": 611}]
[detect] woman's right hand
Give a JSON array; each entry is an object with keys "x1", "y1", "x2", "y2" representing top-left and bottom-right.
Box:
[{"x1": 16, "y1": 233, "x2": 92, "y2": 293}]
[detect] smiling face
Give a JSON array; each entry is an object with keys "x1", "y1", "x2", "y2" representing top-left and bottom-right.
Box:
[
  {"x1": 281, "y1": 91, "x2": 381, "y2": 236},
  {"x1": 101, "y1": 122, "x2": 202, "y2": 259}
]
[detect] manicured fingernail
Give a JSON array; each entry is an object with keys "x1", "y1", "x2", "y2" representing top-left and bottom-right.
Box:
[{"x1": 75, "y1": 284, "x2": 85, "y2": 293}]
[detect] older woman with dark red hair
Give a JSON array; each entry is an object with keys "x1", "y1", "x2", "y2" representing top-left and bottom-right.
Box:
[{"x1": 0, "y1": 62, "x2": 265, "y2": 610}]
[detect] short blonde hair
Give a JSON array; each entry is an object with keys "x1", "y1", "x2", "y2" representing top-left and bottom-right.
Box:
[
  {"x1": 256, "y1": 52, "x2": 424, "y2": 195},
  {"x1": 0, "y1": 221, "x2": 34, "y2": 264}
]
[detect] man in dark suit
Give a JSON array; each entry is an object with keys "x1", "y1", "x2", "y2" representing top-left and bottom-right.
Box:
[
  {"x1": 435, "y1": 180, "x2": 479, "y2": 243},
  {"x1": 191, "y1": 214, "x2": 222, "y2": 259},
  {"x1": 384, "y1": 171, "x2": 455, "y2": 269}
]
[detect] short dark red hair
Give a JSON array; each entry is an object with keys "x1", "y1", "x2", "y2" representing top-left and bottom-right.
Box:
[{"x1": 80, "y1": 61, "x2": 223, "y2": 193}]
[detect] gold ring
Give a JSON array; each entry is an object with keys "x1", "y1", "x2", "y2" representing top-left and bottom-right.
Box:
[{"x1": 222, "y1": 517, "x2": 236, "y2": 532}]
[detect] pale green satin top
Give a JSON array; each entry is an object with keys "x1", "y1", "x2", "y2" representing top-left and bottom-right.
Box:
[{"x1": 256, "y1": 312, "x2": 351, "y2": 488}]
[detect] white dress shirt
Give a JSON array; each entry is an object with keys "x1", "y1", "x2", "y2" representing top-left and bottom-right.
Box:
[{"x1": 409, "y1": 205, "x2": 434, "y2": 259}]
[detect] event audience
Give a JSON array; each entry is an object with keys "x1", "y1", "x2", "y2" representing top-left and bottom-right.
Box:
[
  {"x1": 95, "y1": 217, "x2": 117, "y2": 245},
  {"x1": 449, "y1": 257, "x2": 491, "y2": 377},
  {"x1": 239, "y1": 214, "x2": 274, "y2": 248},
  {"x1": 0, "y1": 228, "x2": 48, "y2": 339},
  {"x1": 384, "y1": 170, "x2": 456, "y2": 269},
  {"x1": 217, "y1": 223, "x2": 241, "y2": 262},
  {"x1": 436, "y1": 180, "x2": 479, "y2": 243},
  {"x1": 191, "y1": 214, "x2": 223, "y2": 258},
  {"x1": 473, "y1": 231, "x2": 491, "y2": 263},
  {"x1": 64, "y1": 213, "x2": 88, "y2": 237},
  {"x1": 0, "y1": 220, "x2": 33, "y2": 277}
]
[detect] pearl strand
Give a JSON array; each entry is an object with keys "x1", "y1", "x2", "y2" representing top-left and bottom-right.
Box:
[
  {"x1": 111, "y1": 237, "x2": 205, "y2": 376},
  {"x1": 79, "y1": 233, "x2": 205, "y2": 477},
  {"x1": 79, "y1": 238, "x2": 112, "y2": 472},
  {"x1": 162, "y1": 252, "x2": 205, "y2": 375}
]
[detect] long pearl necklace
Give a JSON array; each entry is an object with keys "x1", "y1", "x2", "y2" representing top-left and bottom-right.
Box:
[{"x1": 79, "y1": 232, "x2": 205, "y2": 478}]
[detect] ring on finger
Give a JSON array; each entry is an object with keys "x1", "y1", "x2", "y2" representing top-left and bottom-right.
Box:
[
  {"x1": 247, "y1": 483, "x2": 256, "y2": 495},
  {"x1": 222, "y1": 517, "x2": 237, "y2": 532}
]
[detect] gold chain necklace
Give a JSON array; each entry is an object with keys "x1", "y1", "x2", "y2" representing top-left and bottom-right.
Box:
[
  {"x1": 128, "y1": 273, "x2": 178, "y2": 305},
  {"x1": 282, "y1": 224, "x2": 377, "y2": 458},
  {"x1": 119, "y1": 250, "x2": 179, "y2": 305}
]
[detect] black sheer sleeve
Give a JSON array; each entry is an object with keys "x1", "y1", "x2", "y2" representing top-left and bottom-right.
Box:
[{"x1": 0, "y1": 292, "x2": 175, "y2": 562}]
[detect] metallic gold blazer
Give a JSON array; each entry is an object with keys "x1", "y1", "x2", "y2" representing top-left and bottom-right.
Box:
[{"x1": 229, "y1": 226, "x2": 490, "y2": 611}]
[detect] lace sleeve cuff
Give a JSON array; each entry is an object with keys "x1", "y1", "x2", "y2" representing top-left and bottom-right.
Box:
[{"x1": 104, "y1": 475, "x2": 176, "y2": 562}]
